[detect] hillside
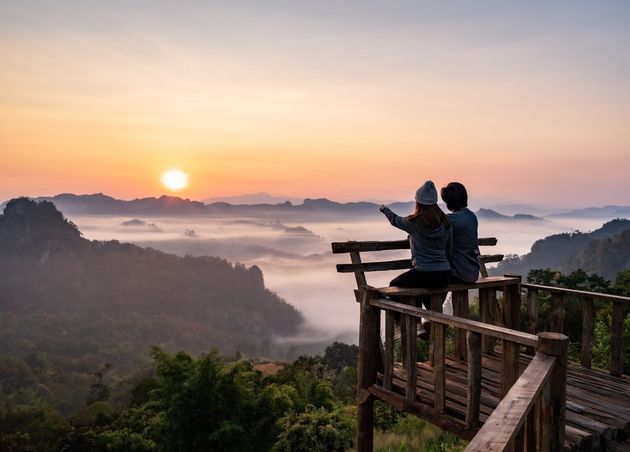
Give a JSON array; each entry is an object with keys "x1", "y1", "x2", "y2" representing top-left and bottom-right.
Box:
[
  {"x1": 493, "y1": 218, "x2": 630, "y2": 278},
  {"x1": 0, "y1": 198, "x2": 303, "y2": 413}
]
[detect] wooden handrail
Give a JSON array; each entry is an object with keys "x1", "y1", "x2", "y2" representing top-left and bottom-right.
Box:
[
  {"x1": 332, "y1": 237, "x2": 498, "y2": 254},
  {"x1": 369, "y1": 297, "x2": 538, "y2": 347},
  {"x1": 521, "y1": 282, "x2": 630, "y2": 303},
  {"x1": 465, "y1": 332, "x2": 568, "y2": 451},
  {"x1": 521, "y1": 283, "x2": 630, "y2": 376},
  {"x1": 464, "y1": 353, "x2": 556, "y2": 451}
]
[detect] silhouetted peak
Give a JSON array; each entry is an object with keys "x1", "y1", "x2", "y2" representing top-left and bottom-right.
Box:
[{"x1": 0, "y1": 198, "x2": 82, "y2": 249}]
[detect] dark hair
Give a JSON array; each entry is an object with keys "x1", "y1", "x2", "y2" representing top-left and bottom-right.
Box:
[
  {"x1": 407, "y1": 202, "x2": 450, "y2": 230},
  {"x1": 440, "y1": 182, "x2": 468, "y2": 211}
]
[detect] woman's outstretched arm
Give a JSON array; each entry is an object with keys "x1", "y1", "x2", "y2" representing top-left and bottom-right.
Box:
[{"x1": 379, "y1": 205, "x2": 414, "y2": 234}]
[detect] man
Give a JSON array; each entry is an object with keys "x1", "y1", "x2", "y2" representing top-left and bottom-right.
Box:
[{"x1": 440, "y1": 182, "x2": 480, "y2": 283}]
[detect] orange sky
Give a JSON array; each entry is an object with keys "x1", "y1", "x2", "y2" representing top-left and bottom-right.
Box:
[{"x1": 1, "y1": 1, "x2": 629, "y2": 205}]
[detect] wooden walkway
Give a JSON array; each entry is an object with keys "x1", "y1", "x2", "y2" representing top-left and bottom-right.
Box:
[{"x1": 385, "y1": 351, "x2": 630, "y2": 451}]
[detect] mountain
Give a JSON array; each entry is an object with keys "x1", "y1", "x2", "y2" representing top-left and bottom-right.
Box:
[
  {"x1": 476, "y1": 208, "x2": 545, "y2": 222},
  {"x1": 493, "y1": 218, "x2": 630, "y2": 278},
  {"x1": 204, "y1": 192, "x2": 301, "y2": 205},
  {"x1": 568, "y1": 229, "x2": 630, "y2": 279},
  {"x1": 486, "y1": 203, "x2": 561, "y2": 216},
  {"x1": 548, "y1": 205, "x2": 630, "y2": 219},
  {"x1": 0, "y1": 198, "x2": 303, "y2": 413},
  {"x1": 33, "y1": 193, "x2": 208, "y2": 215}
]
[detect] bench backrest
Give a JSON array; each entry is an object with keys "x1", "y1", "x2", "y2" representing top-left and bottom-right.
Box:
[{"x1": 331, "y1": 237, "x2": 503, "y2": 289}]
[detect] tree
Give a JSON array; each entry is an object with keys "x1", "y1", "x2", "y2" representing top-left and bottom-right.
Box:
[{"x1": 273, "y1": 406, "x2": 354, "y2": 452}]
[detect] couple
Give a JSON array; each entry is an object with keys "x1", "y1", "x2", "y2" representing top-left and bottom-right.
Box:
[{"x1": 379, "y1": 181, "x2": 478, "y2": 334}]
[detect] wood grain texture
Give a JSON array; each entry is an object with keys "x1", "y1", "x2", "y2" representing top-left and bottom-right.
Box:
[
  {"x1": 580, "y1": 298, "x2": 595, "y2": 370},
  {"x1": 331, "y1": 237, "x2": 498, "y2": 253},
  {"x1": 369, "y1": 297, "x2": 539, "y2": 348},
  {"x1": 464, "y1": 353, "x2": 556, "y2": 452},
  {"x1": 611, "y1": 301, "x2": 624, "y2": 377}
]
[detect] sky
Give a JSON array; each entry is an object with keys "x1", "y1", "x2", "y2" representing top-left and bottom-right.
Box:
[{"x1": 1, "y1": 0, "x2": 629, "y2": 206}]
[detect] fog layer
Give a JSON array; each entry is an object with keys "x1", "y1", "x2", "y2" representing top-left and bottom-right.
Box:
[{"x1": 69, "y1": 212, "x2": 616, "y2": 345}]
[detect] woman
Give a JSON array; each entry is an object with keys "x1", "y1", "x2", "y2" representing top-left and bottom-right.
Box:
[{"x1": 379, "y1": 180, "x2": 452, "y2": 335}]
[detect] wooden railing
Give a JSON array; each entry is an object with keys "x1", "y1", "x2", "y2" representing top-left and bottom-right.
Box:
[
  {"x1": 521, "y1": 283, "x2": 630, "y2": 376},
  {"x1": 465, "y1": 331, "x2": 568, "y2": 451},
  {"x1": 355, "y1": 288, "x2": 569, "y2": 452}
]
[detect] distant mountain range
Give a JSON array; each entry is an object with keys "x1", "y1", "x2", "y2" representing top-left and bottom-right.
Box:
[
  {"x1": 0, "y1": 193, "x2": 625, "y2": 221},
  {"x1": 547, "y1": 205, "x2": 630, "y2": 219},
  {"x1": 493, "y1": 218, "x2": 630, "y2": 279},
  {"x1": 476, "y1": 208, "x2": 546, "y2": 222},
  {"x1": 203, "y1": 192, "x2": 302, "y2": 205}
]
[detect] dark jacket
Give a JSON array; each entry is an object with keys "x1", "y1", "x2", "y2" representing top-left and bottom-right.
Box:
[
  {"x1": 380, "y1": 207, "x2": 452, "y2": 272},
  {"x1": 447, "y1": 208, "x2": 480, "y2": 282}
]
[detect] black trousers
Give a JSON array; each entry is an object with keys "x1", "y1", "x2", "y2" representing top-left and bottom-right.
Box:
[{"x1": 389, "y1": 269, "x2": 451, "y2": 309}]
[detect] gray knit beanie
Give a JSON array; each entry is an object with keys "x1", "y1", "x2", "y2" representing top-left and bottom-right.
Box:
[{"x1": 415, "y1": 180, "x2": 438, "y2": 205}]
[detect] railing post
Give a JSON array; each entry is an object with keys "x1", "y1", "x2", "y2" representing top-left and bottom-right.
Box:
[
  {"x1": 383, "y1": 310, "x2": 395, "y2": 390},
  {"x1": 611, "y1": 301, "x2": 624, "y2": 377},
  {"x1": 453, "y1": 289, "x2": 469, "y2": 360},
  {"x1": 550, "y1": 292, "x2": 565, "y2": 333},
  {"x1": 536, "y1": 332, "x2": 568, "y2": 452},
  {"x1": 580, "y1": 297, "x2": 594, "y2": 369},
  {"x1": 479, "y1": 288, "x2": 497, "y2": 353},
  {"x1": 501, "y1": 281, "x2": 522, "y2": 397},
  {"x1": 527, "y1": 288, "x2": 539, "y2": 335},
  {"x1": 356, "y1": 289, "x2": 380, "y2": 452},
  {"x1": 466, "y1": 331, "x2": 481, "y2": 428},
  {"x1": 405, "y1": 313, "x2": 417, "y2": 401},
  {"x1": 434, "y1": 321, "x2": 446, "y2": 413},
  {"x1": 429, "y1": 293, "x2": 443, "y2": 366},
  {"x1": 526, "y1": 288, "x2": 539, "y2": 355}
]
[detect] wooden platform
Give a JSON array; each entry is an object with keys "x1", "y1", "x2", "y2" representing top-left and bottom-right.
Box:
[{"x1": 385, "y1": 352, "x2": 630, "y2": 451}]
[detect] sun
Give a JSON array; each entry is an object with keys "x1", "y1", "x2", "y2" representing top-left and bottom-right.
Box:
[{"x1": 161, "y1": 169, "x2": 189, "y2": 191}]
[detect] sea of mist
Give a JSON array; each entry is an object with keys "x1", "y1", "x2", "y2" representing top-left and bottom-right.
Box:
[{"x1": 68, "y1": 211, "x2": 615, "y2": 348}]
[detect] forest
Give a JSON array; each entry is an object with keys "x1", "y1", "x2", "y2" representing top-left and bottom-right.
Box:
[
  {"x1": 0, "y1": 198, "x2": 302, "y2": 414},
  {"x1": 2, "y1": 198, "x2": 630, "y2": 451}
]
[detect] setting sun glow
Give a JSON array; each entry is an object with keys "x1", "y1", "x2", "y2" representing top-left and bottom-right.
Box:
[{"x1": 161, "y1": 169, "x2": 189, "y2": 192}]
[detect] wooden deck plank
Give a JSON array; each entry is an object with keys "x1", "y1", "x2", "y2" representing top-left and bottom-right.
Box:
[{"x1": 378, "y1": 350, "x2": 630, "y2": 451}]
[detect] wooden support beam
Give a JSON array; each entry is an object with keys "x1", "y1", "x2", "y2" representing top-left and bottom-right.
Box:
[
  {"x1": 550, "y1": 292, "x2": 565, "y2": 334},
  {"x1": 453, "y1": 290, "x2": 469, "y2": 360},
  {"x1": 349, "y1": 251, "x2": 368, "y2": 288},
  {"x1": 383, "y1": 310, "x2": 395, "y2": 390},
  {"x1": 580, "y1": 297, "x2": 595, "y2": 369},
  {"x1": 356, "y1": 289, "x2": 380, "y2": 452},
  {"x1": 466, "y1": 331, "x2": 481, "y2": 429},
  {"x1": 429, "y1": 293, "x2": 443, "y2": 365},
  {"x1": 434, "y1": 322, "x2": 446, "y2": 414},
  {"x1": 405, "y1": 314, "x2": 417, "y2": 401},
  {"x1": 535, "y1": 381, "x2": 551, "y2": 452},
  {"x1": 611, "y1": 301, "x2": 624, "y2": 377},
  {"x1": 502, "y1": 283, "x2": 522, "y2": 397},
  {"x1": 527, "y1": 288, "x2": 539, "y2": 335},
  {"x1": 537, "y1": 332, "x2": 569, "y2": 452},
  {"x1": 479, "y1": 288, "x2": 498, "y2": 353},
  {"x1": 526, "y1": 288, "x2": 539, "y2": 356}
]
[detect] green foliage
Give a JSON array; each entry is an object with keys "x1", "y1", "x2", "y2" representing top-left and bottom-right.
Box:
[
  {"x1": 273, "y1": 405, "x2": 354, "y2": 452},
  {"x1": 615, "y1": 270, "x2": 630, "y2": 296},
  {"x1": 323, "y1": 342, "x2": 359, "y2": 372},
  {"x1": 592, "y1": 310, "x2": 630, "y2": 374},
  {"x1": 374, "y1": 415, "x2": 465, "y2": 452}
]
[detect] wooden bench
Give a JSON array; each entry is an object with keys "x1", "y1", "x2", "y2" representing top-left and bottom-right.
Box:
[{"x1": 331, "y1": 237, "x2": 522, "y2": 359}]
